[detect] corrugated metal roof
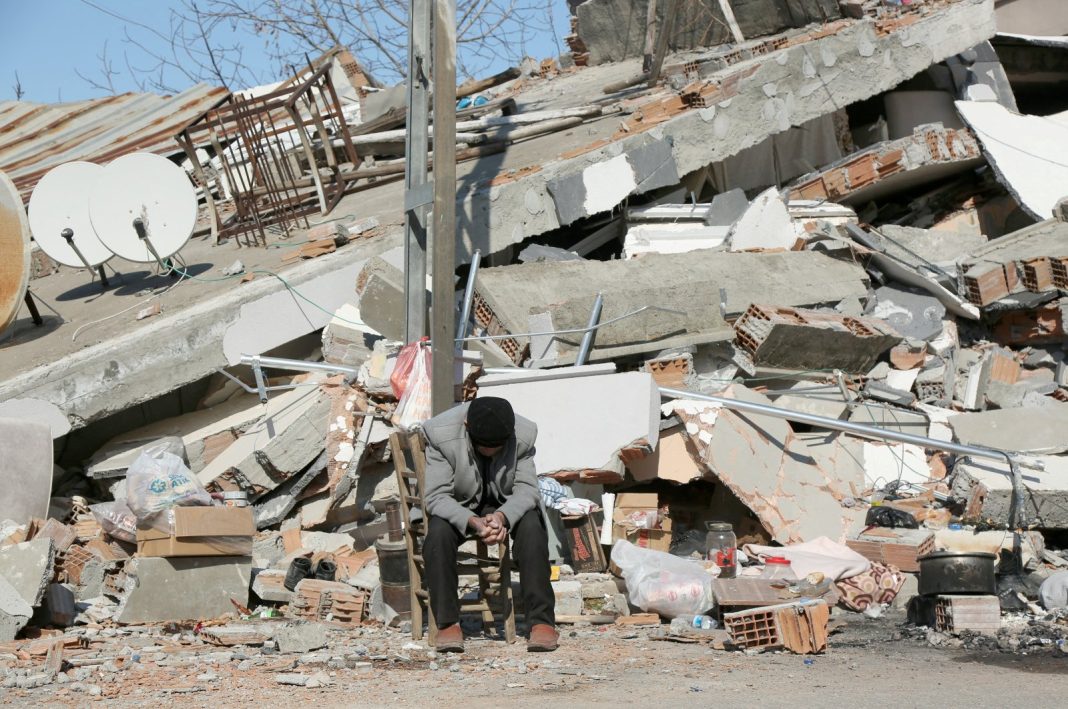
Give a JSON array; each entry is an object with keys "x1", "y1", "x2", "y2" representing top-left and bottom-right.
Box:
[{"x1": 0, "y1": 83, "x2": 229, "y2": 202}]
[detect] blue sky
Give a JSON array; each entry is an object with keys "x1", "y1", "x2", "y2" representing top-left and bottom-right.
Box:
[{"x1": 0, "y1": 0, "x2": 567, "y2": 103}]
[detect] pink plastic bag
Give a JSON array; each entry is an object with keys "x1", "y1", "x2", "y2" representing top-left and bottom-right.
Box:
[
  {"x1": 390, "y1": 338, "x2": 430, "y2": 399},
  {"x1": 392, "y1": 345, "x2": 433, "y2": 430}
]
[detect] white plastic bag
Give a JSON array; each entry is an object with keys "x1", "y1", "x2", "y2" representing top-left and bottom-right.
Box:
[
  {"x1": 392, "y1": 345, "x2": 432, "y2": 430},
  {"x1": 610, "y1": 539, "x2": 713, "y2": 618},
  {"x1": 125, "y1": 441, "x2": 211, "y2": 522},
  {"x1": 89, "y1": 500, "x2": 138, "y2": 543}
]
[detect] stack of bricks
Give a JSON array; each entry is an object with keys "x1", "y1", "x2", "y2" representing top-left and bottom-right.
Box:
[
  {"x1": 291, "y1": 579, "x2": 366, "y2": 628},
  {"x1": 934, "y1": 595, "x2": 1001, "y2": 634}
]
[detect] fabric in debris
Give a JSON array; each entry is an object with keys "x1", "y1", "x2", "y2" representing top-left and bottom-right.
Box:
[
  {"x1": 554, "y1": 498, "x2": 599, "y2": 516},
  {"x1": 835, "y1": 562, "x2": 905, "y2": 611},
  {"x1": 743, "y1": 537, "x2": 871, "y2": 581},
  {"x1": 538, "y1": 476, "x2": 569, "y2": 509}
]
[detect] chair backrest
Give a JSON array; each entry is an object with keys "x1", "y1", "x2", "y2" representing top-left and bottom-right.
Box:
[{"x1": 389, "y1": 429, "x2": 428, "y2": 533}]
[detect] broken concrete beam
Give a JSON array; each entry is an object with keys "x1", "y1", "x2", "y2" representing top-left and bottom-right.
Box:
[
  {"x1": 788, "y1": 124, "x2": 982, "y2": 205},
  {"x1": 622, "y1": 223, "x2": 729, "y2": 259},
  {"x1": 476, "y1": 371, "x2": 659, "y2": 483},
  {"x1": 0, "y1": 418, "x2": 53, "y2": 525},
  {"x1": 253, "y1": 452, "x2": 328, "y2": 530},
  {"x1": 949, "y1": 402, "x2": 1068, "y2": 454},
  {"x1": 668, "y1": 385, "x2": 865, "y2": 544},
  {"x1": 473, "y1": 250, "x2": 869, "y2": 365},
  {"x1": 197, "y1": 382, "x2": 332, "y2": 499},
  {"x1": 355, "y1": 246, "x2": 438, "y2": 342},
  {"x1": 960, "y1": 220, "x2": 1068, "y2": 306},
  {"x1": 768, "y1": 381, "x2": 855, "y2": 420},
  {"x1": 734, "y1": 304, "x2": 901, "y2": 374},
  {"x1": 0, "y1": 537, "x2": 55, "y2": 607},
  {"x1": 322, "y1": 303, "x2": 382, "y2": 368},
  {"x1": 848, "y1": 402, "x2": 930, "y2": 436},
  {"x1": 952, "y1": 455, "x2": 1068, "y2": 528},
  {"x1": 0, "y1": 575, "x2": 32, "y2": 642},
  {"x1": 116, "y1": 556, "x2": 253, "y2": 624},
  {"x1": 866, "y1": 286, "x2": 945, "y2": 342}
]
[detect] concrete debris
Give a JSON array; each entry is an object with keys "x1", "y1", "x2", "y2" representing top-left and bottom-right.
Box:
[
  {"x1": 727, "y1": 188, "x2": 799, "y2": 252},
  {"x1": 115, "y1": 556, "x2": 253, "y2": 624},
  {"x1": 273, "y1": 622, "x2": 329, "y2": 653},
  {"x1": 866, "y1": 287, "x2": 946, "y2": 342},
  {"x1": 0, "y1": 575, "x2": 33, "y2": 642},
  {"x1": 959, "y1": 220, "x2": 1068, "y2": 307},
  {"x1": 734, "y1": 304, "x2": 901, "y2": 374},
  {"x1": 0, "y1": 538, "x2": 56, "y2": 607},
  {"x1": 322, "y1": 304, "x2": 382, "y2": 368},
  {"x1": 949, "y1": 402, "x2": 1068, "y2": 454},
  {"x1": 956, "y1": 100, "x2": 1068, "y2": 219},
  {"x1": 0, "y1": 418, "x2": 53, "y2": 525}
]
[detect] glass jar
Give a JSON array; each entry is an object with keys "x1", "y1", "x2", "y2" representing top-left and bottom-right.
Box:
[
  {"x1": 759, "y1": 556, "x2": 796, "y2": 581},
  {"x1": 705, "y1": 522, "x2": 737, "y2": 579}
]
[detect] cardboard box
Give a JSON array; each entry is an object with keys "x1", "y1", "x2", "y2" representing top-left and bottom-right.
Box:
[
  {"x1": 137, "y1": 506, "x2": 255, "y2": 558},
  {"x1": 613, "y1": 493, "x2": 672, "y2": 553},
  {"x1": 561, "y1": 514, "x2": 608, "y2": 573}
]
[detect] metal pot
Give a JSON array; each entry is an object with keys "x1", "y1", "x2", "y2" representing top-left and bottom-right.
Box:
[{"x1": 917, "y1": 551, "x2": 997, "y2": 596}]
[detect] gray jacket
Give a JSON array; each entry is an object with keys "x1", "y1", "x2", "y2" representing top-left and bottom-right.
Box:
[{"x1": 422, "y1": 401, "x2": 540, "y2": 534}]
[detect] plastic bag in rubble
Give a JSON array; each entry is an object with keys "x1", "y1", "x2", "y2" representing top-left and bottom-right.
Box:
[
  {"x1": 88, "y1": 500, "x2": 138, "y2": 543},
  {"x1": 125, "y1": 441, "x2": 211, "y2": 522},
  {"x1": 392, "y1": 343, "x2": 432, "y2": 430},
  {"x1": 610, "y1": 539, "x2": 714, "y2": 619}
]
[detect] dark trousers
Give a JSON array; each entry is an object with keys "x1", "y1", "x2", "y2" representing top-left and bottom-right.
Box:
[{"x1": 424, "y1": 509, "x2": 555, "y2": 629}]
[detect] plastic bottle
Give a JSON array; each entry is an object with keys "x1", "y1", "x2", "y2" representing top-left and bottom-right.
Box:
[
  {"x1": 705, "y1": 522, "x2": 738, "y2": 579},
  {"x1": 669, "y1": 615, "x2": 719, "y2": 633}
]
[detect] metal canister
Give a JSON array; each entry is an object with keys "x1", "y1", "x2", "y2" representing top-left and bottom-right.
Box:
[{"x1": 223, "y1": 490, "x2": 249, "y2": 508}]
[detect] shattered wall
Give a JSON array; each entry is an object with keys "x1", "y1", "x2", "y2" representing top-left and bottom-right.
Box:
[{"x1": 574, "y1": 0, "x2": 842, "y2": 66}]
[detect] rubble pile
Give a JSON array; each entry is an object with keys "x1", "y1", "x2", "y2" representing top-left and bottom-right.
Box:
[{"x1": 3, "y1": 0, "x2": 1068, "y2": 697}]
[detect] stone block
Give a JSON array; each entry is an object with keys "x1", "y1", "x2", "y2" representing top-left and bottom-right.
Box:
[
  {"x1": 274, "y1": 623, "x2": 329, "y2": 654},
  {"x1": 0, "y1": 417, "x2": 53, "y2": 524},
  {"x1": 0, "y1": 575, "x2": 32, "y2": 641},
  {"x1": 0, "y1": 537, "x2": 56, "y2": 606},
  {"x1": 252, "y1": 569, "x2": 293, "y2": 603},
  {"x1": 116, "y1": 556, "x2": 252, "y2": 624}
]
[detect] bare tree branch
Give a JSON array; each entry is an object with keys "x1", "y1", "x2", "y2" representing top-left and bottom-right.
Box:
[{"x1": 11, "y1": 71, "x2": 25, "y2": 101}]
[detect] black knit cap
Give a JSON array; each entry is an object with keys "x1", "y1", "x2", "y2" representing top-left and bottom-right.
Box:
[{"x1": 467, "y1": 397, "x2": 515, "y2": 447}]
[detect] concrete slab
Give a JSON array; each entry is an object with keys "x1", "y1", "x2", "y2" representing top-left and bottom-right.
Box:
[
  {"x1": 668, "y1": 385, "x2": 864, "y2": 544},
  {"x1": 626, "y1": 425, "x2": 706, "y2": 484},
  {"x1": 867, "y1": 286, "x2": 946, "y2": 341},
  {"x1": 251, "y1": 569, "x2": 294, "y2": 603},
  {"x1": 116, "y1": 556, "x2": 253, "y2": 624},
  {"x1": 322, "y1": 303, "x2": 382, "y2": 368},
  {"x1": 274, "y1": 623, "x2": 329, "y2": 653},
  {"x1": 769, "y1": 381, "x2": 855, "y2": 420},
  {"x1": 478, "y1": 371, "x2": 660, "y2": 481},
  {"x1": 0, "y1": 417, "x2": 52, "y2": 524},
  {"x1": 848, "y1": 403, "x2": 929, "y2": 436},
  {"x1": 0, "y1": 575, "x2": 32, "y2": 642},
  {"x1": 957, "y1": 100, "x2": 1068, "y2": 219},
  {"x1": 949, "y1": 402, "x2": 1068, "y2": 454},
  {"x1": 474, "y1": 250, "x2": 869, "y2": 365},
  {"x1": 0, "y1": 538, "x2": 55, "y2": 607}
]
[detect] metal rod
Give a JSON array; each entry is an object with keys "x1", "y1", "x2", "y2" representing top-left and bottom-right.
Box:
[
  {"x1": 575, "y1": 292, "x2": 604, "y2": 366},
  {"x1": 251, "y1": 357, "x2": 269, "y2": 404},
  {"x1": 656, "y1": 386, "x2": 1036, "y2": 468},
  {"x1": 239, "y1": 354, "x2": 359, "y2": 377},
  {"x1": 455, "y1": 249, "x2": 482, "y2": 344}
]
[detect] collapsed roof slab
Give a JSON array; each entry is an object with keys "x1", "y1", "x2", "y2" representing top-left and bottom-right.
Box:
[
  {"x1": 471, "y1": 250, "x2": 869, "y2": 365},
  {"x1": 463, "y1": 0, "x2": 997, "y2": 261}
]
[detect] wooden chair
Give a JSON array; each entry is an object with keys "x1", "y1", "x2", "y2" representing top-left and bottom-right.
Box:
[{"x1": 389, "y1": 430, "x2": 517, "y2": 644}]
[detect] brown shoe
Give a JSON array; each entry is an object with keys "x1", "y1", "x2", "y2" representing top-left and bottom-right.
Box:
[
  {"x1": 434, "y1": 623, "x2": 464, "y2": 653},
  {"x1": 527, "y1": 623, "x2": 559, "y2": 652}
]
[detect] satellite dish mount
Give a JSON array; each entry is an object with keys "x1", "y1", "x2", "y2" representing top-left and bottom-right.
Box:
[{"x1": 60, "y1": 227, "x2": 110, "y2": 289}]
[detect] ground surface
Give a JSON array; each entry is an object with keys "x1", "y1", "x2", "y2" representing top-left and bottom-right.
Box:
[{"x1": 3, "y1": 609, "x2": 1067, "y2": 708}]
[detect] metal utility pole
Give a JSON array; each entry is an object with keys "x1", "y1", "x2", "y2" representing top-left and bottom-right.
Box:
[
  {"x1": 403, "y1": 0, "x2": 432, "y2": 342},
  {"x1": 430, "y1": 0, "x2": 457, "y2": 415}
]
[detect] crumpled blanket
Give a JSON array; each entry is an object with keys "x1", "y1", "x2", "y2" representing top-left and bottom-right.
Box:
[{"x1": 743, "y1": 536, "x2": 871, "y2": 581}]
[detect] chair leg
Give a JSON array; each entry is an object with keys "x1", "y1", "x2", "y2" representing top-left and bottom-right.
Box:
[
  {"x1": 408, "y1": 540, "x2": 423, "y2": 641},
  {"x1": 501, "y1": 541, "x2": 517, "y2": 644},
  {"x1": 476, "y1": 541, "x2": 495, "y2": 636},
  {"x1": 428, "y1": 605, "x2": 438, "y2": 647}
]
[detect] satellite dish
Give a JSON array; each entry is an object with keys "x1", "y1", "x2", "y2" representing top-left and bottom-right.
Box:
[
  {"x1": 0, "y1": 169, "x2": 32, "y2": 333},
  {"x1": 28, "y1": 161, "x2": 113, "y2": 269},
  {"x1": 90, "y1": 153, "x2": 198, "y2": 264}
]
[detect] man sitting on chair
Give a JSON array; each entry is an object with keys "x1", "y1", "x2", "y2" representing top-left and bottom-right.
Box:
[{"x1": 422, "y1": 396, "x2": 558, "y2": 653}]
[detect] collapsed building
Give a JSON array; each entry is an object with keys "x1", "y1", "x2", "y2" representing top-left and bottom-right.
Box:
[{"x1": 2, "y1": 0, "x2": 1068, "y2": 675}]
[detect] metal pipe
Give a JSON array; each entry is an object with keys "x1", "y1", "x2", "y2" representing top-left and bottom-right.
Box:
[
  {"x1": 239, "y1": 354, "x2": 359, "y2": 377},
  {"x1": 575, "y1": 292, "x2": 604, "y2": 366},
  {"x1": 657, "y1": 386, "x2": 1040, "y2": 471},
  {"x1": 455, "y1": 249, "x2": 482, "y2": 344}
]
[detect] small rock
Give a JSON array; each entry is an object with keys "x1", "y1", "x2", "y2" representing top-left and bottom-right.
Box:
[
  {"x1": 87, "y1": 684, "x2": 102, "y2": 696},
  {"x1": 516, "y1": 662, "x2": 527, "y2": 674},
  {"x1": 305, "y1": 671, "x2": 331, "y2": 689},
  {"x1": 275, "y1": 673, "x2": 309, "y2": 687},
  {"x1": 196, "y1": 672, "x2": 218, "y2": 682},
  {"x1": 237, "y1": 661, "x2": 252, "y2": 671},
  {"x1": 429, "y1": 662, "x2": 440, "y2": 671}
]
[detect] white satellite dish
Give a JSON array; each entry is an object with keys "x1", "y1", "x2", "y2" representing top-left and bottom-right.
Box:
[
  {"x1": 28, "y1": 161, "x2": 113, "y2": 269},
  {"x1": 89, "y1": 153, "x2": 198, "y2": 264},
  {"x1": 0, "y1": 169, "x2": 32, "y2": 333}
]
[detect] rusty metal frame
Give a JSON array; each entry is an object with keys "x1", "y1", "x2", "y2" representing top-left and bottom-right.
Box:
[{"x1": 175, "y1": 62, "x2": 361, "y2": 246}]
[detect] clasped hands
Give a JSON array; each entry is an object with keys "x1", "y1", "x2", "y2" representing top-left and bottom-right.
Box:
[{"x1": 468, "y1": 511, "x2": 508, "y2": 544}]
